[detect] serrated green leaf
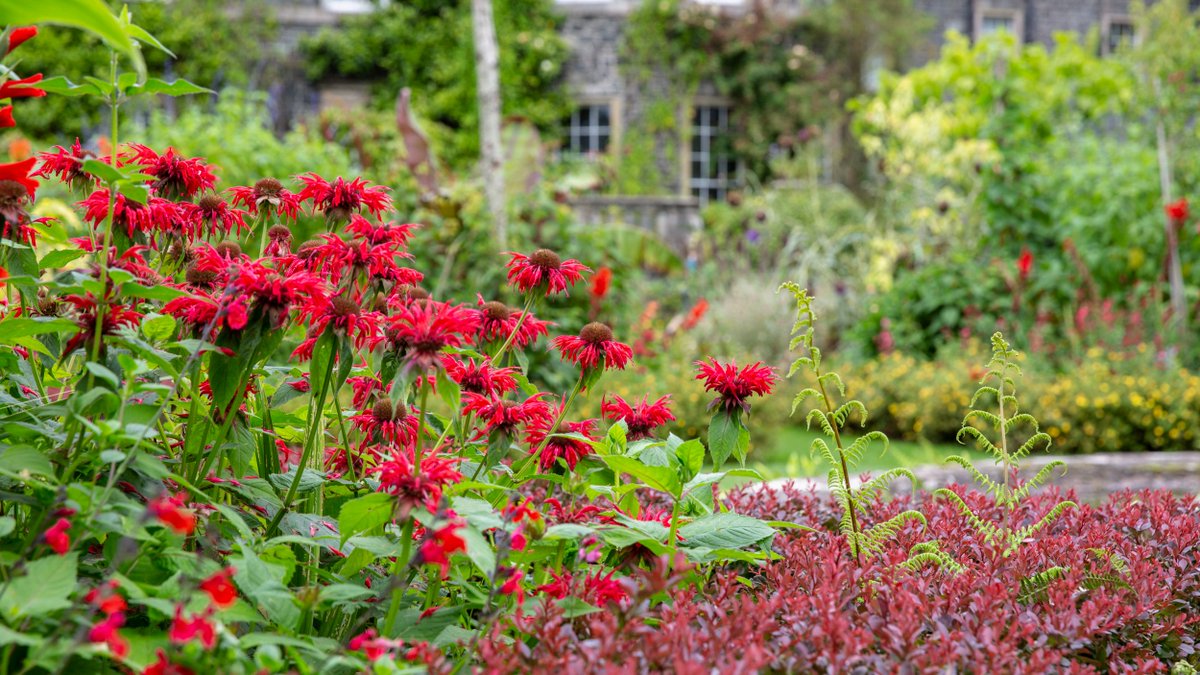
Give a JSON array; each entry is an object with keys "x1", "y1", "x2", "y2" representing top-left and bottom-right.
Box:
[
  {"x1": 337, "y1": 492, "x2": 395, "y2": 547},
  {"x1": 601, "y1": 455, "x2": 681, "y2": 497}
]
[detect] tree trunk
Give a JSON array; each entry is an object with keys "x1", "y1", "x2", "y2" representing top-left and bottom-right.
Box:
[{"x1": 472, "y1": 0, "x2": 507, "y2": 248}]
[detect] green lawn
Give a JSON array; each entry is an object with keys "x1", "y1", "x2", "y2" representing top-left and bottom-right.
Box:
[{"x1": 748, "y1": 426, "x2": 982, "y2": 479}]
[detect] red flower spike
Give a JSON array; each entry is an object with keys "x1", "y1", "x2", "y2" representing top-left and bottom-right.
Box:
[
  {"x1": 418, "y1": 523, "x2": 467, "y2": 579},
  {"x1": 169, "y1": 606, "x2": 217, "y2": 649},
  {"x1": 499, "y1": 567, "x2": 525, "y2": 604},
  {"x1": 602, "y1": 395, "x2": 675, "y2": 440},
  {"x1": 7, "y1": 27, "x2": 37, "y2": 54},
  {"x1": 504, "y1": 248, "x2": 590, "y2": 296},
  {"x1": 44, "y1": 517, "x2": 71, "y2": 555},
  {"x1": 1166, "y1": 198, "x2": 1188, "y2": 223},
  {"x1": 695, "y1": 358, "x2": 776, "y2": 413},
  {"x1": 552, "y1": 322, "x2": 634, "y2": 373},
  {"x1": 590, "y1": 266, "x2": 612, "y2": 299},
  {"x1": 0, "y1": 73, "x2": 45, "y2": 99},
  {"x1": 1017, "y1": 247, "x2": 1033, "y2": 281},
  {"x1": 199, "y1": 567, "x2": 238, "y2": 609},
  {"x1": 0, "y1": 105, "x2": 13, "y2": 128},
  {"x1": 88, "y1": 612, "x2": 129, "y2": 658},
  {"x1": 148, "y1": 493, "x2": 196, "y2": 535},
  {"x1": 144, "y1": 649, "x2": 195, "y2": 675},
  {"x1": 0, "y1": 157, "x2": 39, "y2": 199},
  {"x1": 525, "y1": 404, "x2": 598, "y2": 472}
]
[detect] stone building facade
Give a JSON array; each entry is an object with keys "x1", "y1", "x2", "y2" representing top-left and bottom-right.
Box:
[{"x1": 272, "y1": 0, "x2": 1172, "y2": 200}]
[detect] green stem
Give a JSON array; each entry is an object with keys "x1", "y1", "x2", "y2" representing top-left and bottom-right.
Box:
[
  {"x1": 666, "y1": 498, "x2": 682, "y2": 557},
  {"x1": 513, "y1": 376, "x2": 584, "y2": 485},
  {"x1": 414, "y1": 382, "x2": 431, "y2": 476},
  {"x1": 491, "y1": 295, "x2": 535, "y2": 365},
  {"x1": 816, "y1": 366, "x2": 861, "y2": 567},
  {"x1": 382, "y1": 517, "x2": 415, "y2": 636},
  {"x1": 266, "y1": 346, "x2": 336, "y2": 534}
]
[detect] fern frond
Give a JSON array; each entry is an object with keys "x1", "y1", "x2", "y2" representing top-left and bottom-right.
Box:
[
  {"x1": 805, "y1": 408, "x2": 836, "y2": 437},
  {"x1": 963, "y1": 409, "x2": 1003, "y2": 431},
  {"x1": 1087, "y1": 548, "x2": 1129, "y2": 575},
  {"x1": 857, "y1": 467, "x2": 916, "y2": 504},
  {"x1": 902, "y1": 542, "x2": 965, "y2": 574},
  {"x1": 861, "y1": 510, "x2": 926, "y2": 554},
  {"x1": 1010, "y1": 461, "x2": 1068, "y2": 502},
  {"x1": 1081, "y1": 573, "x2": 1132, "y2": 593},
  {"x1": 1012, "y1": 432, "x2": 1052, "y2": 459},
  {"x1": 810, "y1": 437, "x2": 838, "y2": 467},
  {"x1": 969, "y1": 386, "x2": 999, "y2": 408},
  {"x1": 935, "y1": 488, "x2": 1000, "y2": 543},
  {"x1": 1010, "y1": 500, "x2": 1077, "y2": 553},
  {"x1": 791, "y1": 387, "x2": 822, "y2": 415},
  {"x1": 842, "y1": 431, "x2": 889, "y2": 468},
  {"x1": 1004, "y1": 413, "x2": 1039, "y2": 434},
  {"x1": 820, "y1": 371, "x2": 846, "y2": 397},
  {"x1": 833, "y1": 399, "x2": 867, "y2": 427},
  {"x1": 942, "y1": 455, "x2": 1003, "y2": 499},
  {"x1": 955, "y1": 426, "x2": 999, "y2": 455},
  {"x1": 1018, "y1": 566, "x2": 1068, "y2": 603}
]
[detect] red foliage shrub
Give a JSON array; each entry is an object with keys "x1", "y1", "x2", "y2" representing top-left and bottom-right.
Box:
[{"x1": 479, "y1": 485, "x2": 1200, "y2": 672}]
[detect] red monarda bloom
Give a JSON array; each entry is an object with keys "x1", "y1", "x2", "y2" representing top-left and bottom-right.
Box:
[
  {"x1": 182, "y1": 194, "x2": 248, "y2": 239},
  {"x1": 504, "y1": 248, "x2": 590, "y2": 296},
  {"x1": 199, "y1": 568, "x2": 238, "y2": 609},
  {"x1": 1017, "y1": 247, "x2": 1033, "y2": 281},
  {"x1": 1165, "y1": 198, "x2": 1188, "y2": 222},
  {"x1": 148, "y1": 493, "x2": 196, "y2": 535},
  {"x1": 0, "y1": 105, "x2": 14, "y2": 128},
  {"x1": 537, "y1": 570, "x2": 629, "y2": 607},
  {"x1": 88, "y1": 612, "x2": 129, "y2": 658},
  {"x1": 169, "y1": 606, "x2": 217, "y2": 649},
  {"x1": 264, "y1": 225, "x2": 293, "y2": 257},
  {"x1": 462, "y1": 393, "x2": 551, "y2": 437},
  {"x1": 62, "y1": 294, "x2": 143, "y2": 356},
  {"x1": 225, "y1": 262, "x2": 330, "y2": 331},
  {"x1": 379, "y1": 300, "x2": 480, "y2": 371},
  {"x1": 474, "y1": 297, "x2": 550, "y2": 348},
  {"x1": 297, "y1": 173, "x2": 391, "y2": 222},
  {"x1": 348, "y1": 375, "x2": 385, "y2": 409},
  {"x1": 418, "y1": 523, "x2": 467, "y2": 579},
  {"x1": 144, "y1": 649, "x2": 195, "y2": 675},
  {"x1": 442, "y1": 356, "x2": 518, "y2": 397},
  {"x1": 310, "y1": 233, "x2": 422, "y2": 288},
  {"x1": 292, "y1": 295, "x2": 381, "y2": 359},
  {"x1": 371, "y1": 447, "x2": 463, "y2": 514},
  {"x1": 79, "y1": 189, "x2": 180, "y2": 239},
  {"x1": 552, "y1": 322, "x2": 633, "y2": 373},
  {"x1": 351, "y1": 399, "x2": 420, "y2": 447},
  {"x1": 695, "y1": 358, "x2": 776, "y2": 413},
  {"x1": 525, "y1": 408, "x2": 597, "y2": 472},
  {"x1": 346, "y1": 215, "x2": 416, "y2": 247},
  {"x1": 44, "y1": 517, "x2": 71, "y2": 555},
  {"x1": 7, "y1": 27, "x2": 37, "y2": 54},
  {"x1": 602, "y1": 395, "x2": 675, "y2": 440},
  {"x1": 129, "y1": 144, "x2": 216, "y2": 200},
  {"x1": 33, "y1": 139, "x2": 95, "y2": 191},
  {"x1": 228, "y1": 178, "x2": 302, "y2": 221},
  {"x1": 0, "y1": 158, "x2": 38, "y2": 243}
]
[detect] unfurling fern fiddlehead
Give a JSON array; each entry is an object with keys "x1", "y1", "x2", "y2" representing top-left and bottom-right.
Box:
[
  {"x1": 781, "y1": 283, "x2": 926, "y2": 565},
  {"x1": 937, "y1": 332, "x2": 1076, "y2": 557}
]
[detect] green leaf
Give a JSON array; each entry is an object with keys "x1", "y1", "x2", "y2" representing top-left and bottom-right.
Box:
[
  {"x1": 0, "y1": 516, "x2": 13, "y2": 538},
  {"x1": 141, "y1": 313, "x2": 177, "y2": 342},
  {"x1": 82, "y1": 159, "x2": 124, "y2": 184},
  {"x1": 268, "y1": 467, "x2": 326, "y2": 495},
  {"x1": 435, "y1": 366, "x2": 461, "y2": 413},
  {"x1": 38, "y1": 249, "x2": 86, "y2": 270},
  {"x1": 678, "y1": 513, "x2": 775, "y2": 551},
  {"x1": 337, "y1": 492, "x2": 395, "y2": 547},
  {"x1": 85, "y1": 362, "x2": 120, "y2": 389},
  {"x1": 121, "y1": 281, "x2": 186, "y2": 302},
  {"x1": 0, "y1": 624, "x2": 40, "y2": 648},
  {"x1": 675, "y1": 439, "x2": 705, "y2": 478},
  {"x1": 132, "y1": 78, "x2": 213, "y2": 97},
  {"x1": 32, "y1": 76, "x2": 103, "y2": 97},
  {"x1": 117, "y1": 181, "x2": 149, "y2": 205},
  {"x1": 707, "y1": 413, "x2": 739, "y2": 470},
  {"x1": 0, "y1": 0, "x2": 139, "y2": 62},
  {"x1": 600, "y1": 455, "x2": 681, "y2": 498},
  {"x1": 0, "y1": 445, "x2": 56, "y2": 480},
  {"x1": 231, "y1": 548, "x2": 299, "y2": 631},
  {"x1": 0, "y1": 553, "x2": 77, "y2": 622},
  {"x1": 460, "y1": 524, "x2": 496, "y2": 575},
  {"x1": 0, "y1": 318, "x2": 77, "y2": 344}
]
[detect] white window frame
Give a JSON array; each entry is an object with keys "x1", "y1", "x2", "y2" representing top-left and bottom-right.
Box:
[
  {"x1": 1102, "y1": 14, "x2": 1137, "y2": 55},
  {"x1": 684, "y1": 100, "x2": 739, "y2": 205},
  {"x1": 563, "y1": 101, "x2": 618, "y2": 157},
  {"x1": 974, "y1": 8, "x2": 1023, "y2": 41}
]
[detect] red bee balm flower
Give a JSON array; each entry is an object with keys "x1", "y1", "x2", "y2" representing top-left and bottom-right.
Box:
[
  {"x1": 1017, "y1": 248, "x2": 1033, "y2": 281},
  {"x1": 228, "y1": 178, "x2": 302, "y2": 221},
  {"x1": 371, "y1": 447, "x2": 463, "y2": 514},
  {"x1": 525, "y1": 408, "x2": 598, "y2": 472},
  {"x1": 297, "y1": 173, "x2": 391, "y2": 222},
  {"x1": 44, "y1": 517, "x2": 71, "y2": 555},
  {"x1": 442, "y1": 356, "x2": 518, "y2": 396},
  {"x1": 34, "y1": 139, "x2": 96, "y2": 191},
  {"x1": 505, "y1": 248, "x2": 590, "y2": 296},
  {"x1": 199, "y1": 567, "x2": 238, "y2": 609},
  {"x1": 1166, "y1": 198, "x2": 1189, "y2": 223},
  {"x1": 351, "y1": 399, "x2": 420, "y2": 447},
  {"x1": 602, "y1": 395, "x2": 675, "y2": 440},
  {"x1": 182, "y1": 194, "x2": 248, "y2": 239},
  {"x1": 419, "y1": 523, "x2": 467, "y2": 578},
  {"x1": 552, "y1": 322, "x2": 633, "y2": 373},
  {"x1": 475, "y1": 297, "x2": 550, "y2": 348},
  {"x1": 463, "y1": 393, "x2": 551, "y2": 437},
  {"x1": 379, "y1": 300, "x2": 480, "y2": 371},
  {"x1": 129, "y1": 145, "x2": 216, "y2": 200},
  {"x1": 149, "y1": 493, "x2": 196, "y2": 535},
  {"x1": 695, "y1": 358, "x2": 777, "y2": 413}
]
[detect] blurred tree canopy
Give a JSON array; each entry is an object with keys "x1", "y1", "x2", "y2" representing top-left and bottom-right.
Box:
[
  {"x1": 300, "y1": 0, "x2": 570, "y2": 168},
  {"x1": 13, "y1": 0, "x2": 275, "y2": 142}
]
